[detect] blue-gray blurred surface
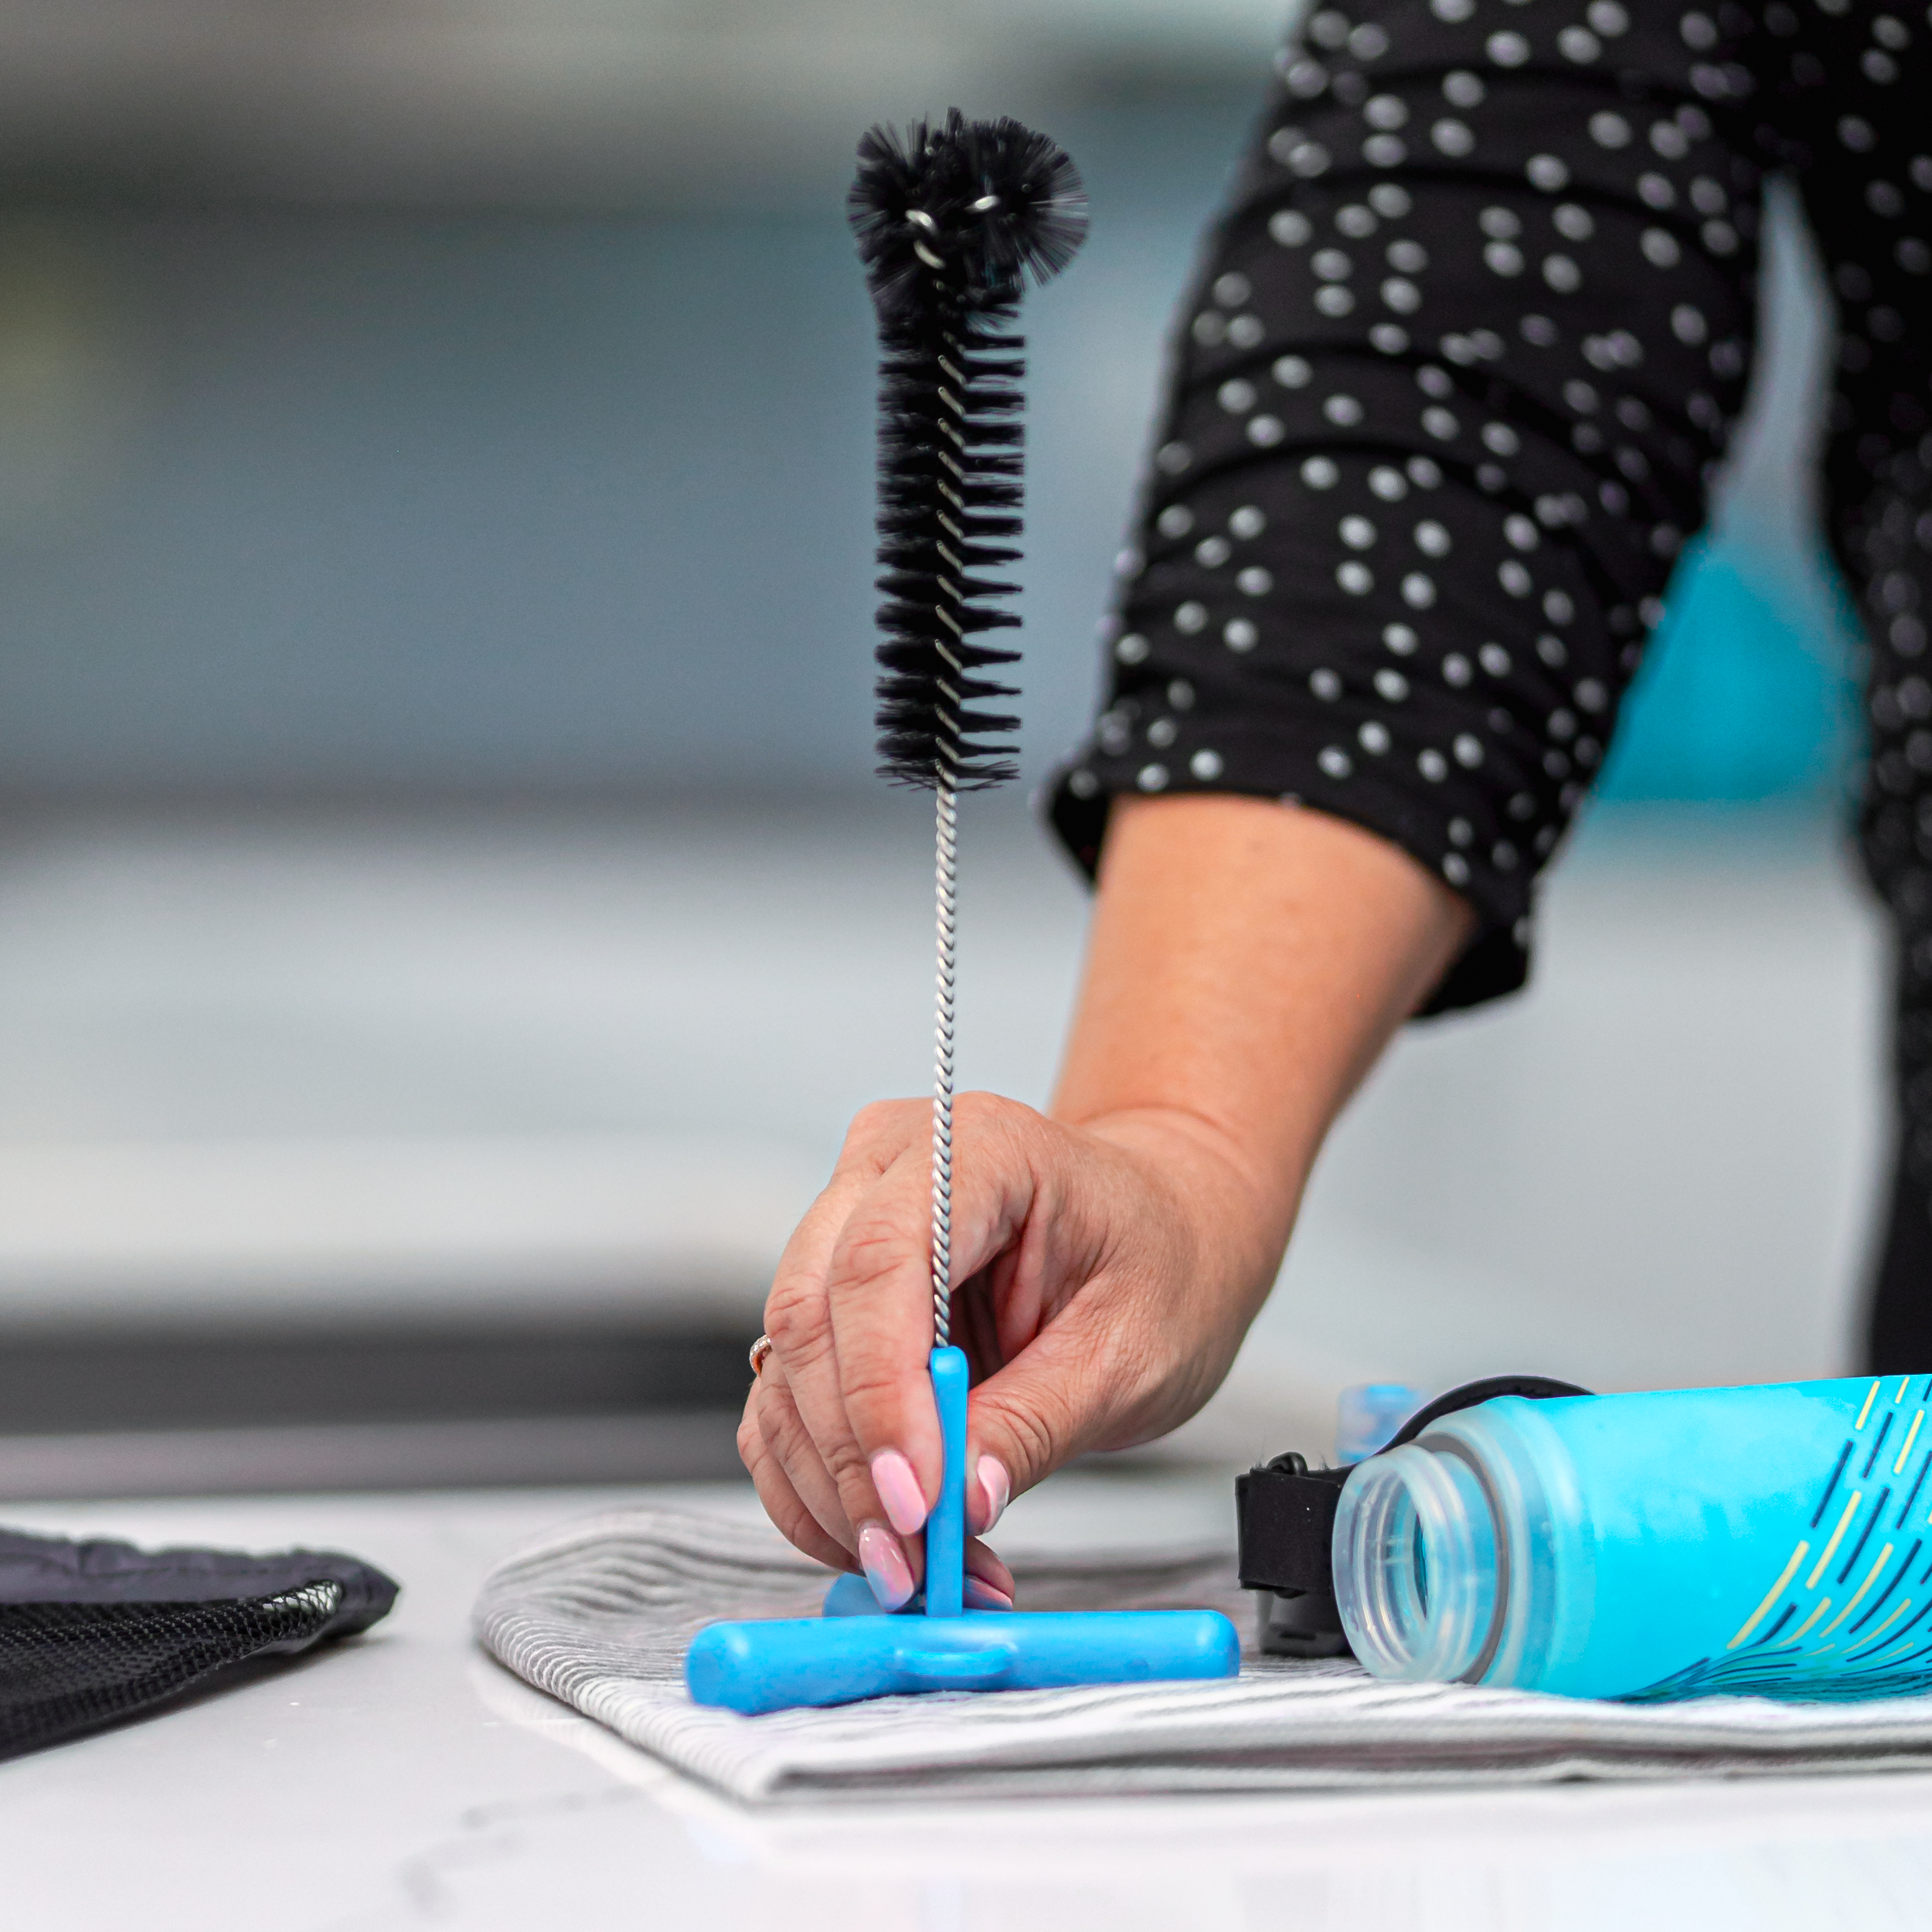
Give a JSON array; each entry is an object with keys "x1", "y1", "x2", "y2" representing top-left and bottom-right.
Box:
[
  {"x1": 0, "y1": 103, "x2": 1253, "y2": 798},
  {"x1": 0, "y1": 100, "x2": 1858, "y2": 807}
]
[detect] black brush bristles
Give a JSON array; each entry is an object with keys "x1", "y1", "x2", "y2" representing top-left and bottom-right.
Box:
[{"x1": 849, "y1": 113, "x2": 1087, "y2": 791}]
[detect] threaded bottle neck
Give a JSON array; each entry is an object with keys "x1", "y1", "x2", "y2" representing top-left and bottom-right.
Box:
[{"x1": 1334, "y1": 1440, "x2": 1502, "y2": 1682}]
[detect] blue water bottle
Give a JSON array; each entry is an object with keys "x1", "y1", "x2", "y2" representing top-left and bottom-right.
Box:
[{"x1": 1333, "y1": 1374, "x2": 1932, "y2": 1700}]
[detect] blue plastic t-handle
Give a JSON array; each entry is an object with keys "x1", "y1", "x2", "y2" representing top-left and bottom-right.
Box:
[
  {"x1": 924, "y1": 1344, "x2": 968, "y2": 1616},
  {"x1": 684, "y1": 1345, "x2": 1242, "y2": 1714}
]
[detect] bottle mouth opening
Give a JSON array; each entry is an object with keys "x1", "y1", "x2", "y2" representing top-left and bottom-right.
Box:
[{"x1": 1334, "y1": 1441, "x2": 1500, "y2": 1682}]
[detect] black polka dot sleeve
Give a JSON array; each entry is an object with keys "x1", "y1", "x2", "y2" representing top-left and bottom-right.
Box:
[{"x1": 1047, "y1": 0, "x2": 1764, "y2": 1013}]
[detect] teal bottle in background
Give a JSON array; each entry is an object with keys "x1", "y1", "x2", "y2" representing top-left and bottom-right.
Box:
[{"x1": 1334, "y1": 1376, "x2": 1932, "y2": 1701}]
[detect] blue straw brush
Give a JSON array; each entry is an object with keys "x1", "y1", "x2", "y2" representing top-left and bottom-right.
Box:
[
  {"x1": 688, "y1": 1348, "x2": 1240, "y2": 1713},
  {"x1": 685, "y1": 115, "x2": 1240, "y2": 1717}
]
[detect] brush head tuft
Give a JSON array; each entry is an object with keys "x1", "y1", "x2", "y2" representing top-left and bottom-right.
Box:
[
  {"x1": 849, "y1": 111, "x2": 1088, "y2": 324},
  {"x1": 849, "y1": 113, "x2": 1086, "y2": 791}
]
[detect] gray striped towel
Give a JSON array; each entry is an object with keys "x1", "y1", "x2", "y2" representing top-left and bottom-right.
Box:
[{"x1": 472, "y1": 1505, "x2": 1932, "y2": 1804}]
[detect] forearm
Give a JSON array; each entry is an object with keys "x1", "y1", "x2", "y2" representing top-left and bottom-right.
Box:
[{"x1": 1050, "y1": 794, "x2": 1473, "y2": 1297}]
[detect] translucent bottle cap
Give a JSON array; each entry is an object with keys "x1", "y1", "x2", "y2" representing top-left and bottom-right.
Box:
[{"x1": 1332, "y1": 1440, "x2": 1500, "y2": 1682}]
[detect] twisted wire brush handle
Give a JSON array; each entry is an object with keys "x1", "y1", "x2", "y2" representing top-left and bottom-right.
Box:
[
  {"x1": 930, "y1": 781, "x2": 957, "y2": 1345},
  {"x1": 928, "y1": 307, "x2": 969, "y2": 1348}
]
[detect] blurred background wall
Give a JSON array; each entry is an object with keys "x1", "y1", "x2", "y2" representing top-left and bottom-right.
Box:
[
  {"x1": 0, "y1": 0, "x2": 1883, "y2": 1490},
  {"x1": 0, "y1": 7, "x2": 1856, "y2": 806}
]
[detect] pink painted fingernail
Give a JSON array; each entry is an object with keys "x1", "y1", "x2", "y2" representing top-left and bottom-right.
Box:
[
  {"x1": 870, "y1": 1449, "x2": 927, "y2": 1536},
  {"x1": 964, "y1": 1575, "x2": 1013, "y2": 1612},
  {"x1": 977, "y1": 1455, "x2": 1011, "y2": 1533},
  {"x1": 858, "y1": 1523, "x2": 915, "y2": 1611}
]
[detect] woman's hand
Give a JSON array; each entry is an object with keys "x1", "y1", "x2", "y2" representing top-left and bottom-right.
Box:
[
  {"x1": 740, "y1": 794, "x2": 1475, "y2": 1604},
  {"x1": 739, "y1": 1090, "x2": 1279, "y2": 1608}
]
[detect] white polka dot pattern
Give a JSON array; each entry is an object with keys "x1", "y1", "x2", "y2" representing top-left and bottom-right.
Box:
[{"x1": 1050, "y1": 0, "x2": 1931, "y2": 1019}]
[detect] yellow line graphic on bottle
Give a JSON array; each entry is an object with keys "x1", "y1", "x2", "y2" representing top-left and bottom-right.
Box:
[
  {"x1": 1857, "y1": 1380, "x2": 1881, "y2": 1430},
  {"x1": 1778, "y1": 1597, "x2": 1834, "y2": 1648},
  {"x1": 1896, "y1": 1410, "x2": 1925, "y2": 1476},
  {"x1": 1807, "y1": 1492, "x2": 1863, "y2": 1590},
  {"x1": 1849, "y1": 1597, "x2": 1913, "y2": 1652},
  {"x1": 1817, "y1": 1544, "x2": 1895, "y2": 1640},
  {"x1": 1898, "y1": 1376, "x2": 1913, "y2": 1404},
  {"x1": 1727, "y1": 1541, "x2": 1811, "y2": 1650}
]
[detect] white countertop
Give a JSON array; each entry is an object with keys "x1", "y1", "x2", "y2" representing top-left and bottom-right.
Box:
[{"x1": 4, "y1": 1477, "x2": 1931, "y2": 1932}]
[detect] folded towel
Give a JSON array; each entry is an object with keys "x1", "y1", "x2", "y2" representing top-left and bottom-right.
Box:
[{"x1": 473, "y1": 1505, "x2": 1932, "y2": 1804}]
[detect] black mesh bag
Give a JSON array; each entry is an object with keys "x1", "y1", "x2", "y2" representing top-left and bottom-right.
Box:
[{"x1": 0, "y1": 1526, "x2": 398, "y2": 1758}]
